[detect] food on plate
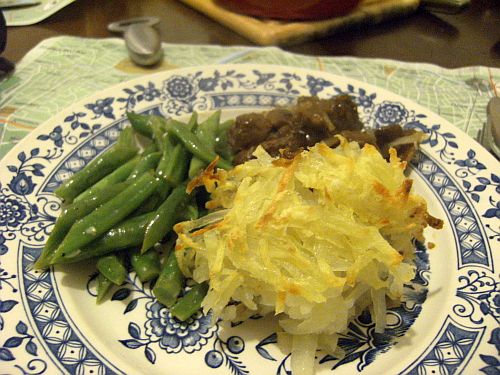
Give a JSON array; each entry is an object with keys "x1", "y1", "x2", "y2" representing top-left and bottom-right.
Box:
[
  {"x1": 35, "y1": 110, "x2": 232, "y2": 315},
  {"x1": 175, "y1": 139, "x2": 442, "y2": 375},
  {"x1": 229, "y1": 95, "x2": 425, "y2": 165},
  {"x1": 36, "y1": 94, "x2": 442, "y2": 375}
]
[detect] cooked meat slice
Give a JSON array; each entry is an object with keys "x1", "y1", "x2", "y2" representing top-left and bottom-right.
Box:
[
  {"x1": 374, "y1": 124, "x2": 406, "y2": 146},
  {"x1": 322, "y1": 136, "x2": 341, "y2": 149},
  {"x1": 228, "y1": 95, "x2": 424, "y2": 166},
  {"x1": 375, "y1": 125, "x2": 426, "y2": 161},
  {"x1": 341, "y1": 130, "x2": 377, "y2": 148},
  {"x1": 295, "y1": 96, "x2": 336, "y2": 133},
  {"x1": 265, "y1": 108, "x2": 295, "y2": 130},
  {"x1": 233, "y1": 146, "x2": 257, "y2": 165},
  {"x1": 279, "y1": 147, "x2": 304, "y2": 159},
  {"x1": 229, "y1": 113, "x2": 272, "y2": 152},
  {"x1": 324, "y1": 95, "x2": 363, "y2": 132},
  {"x1": 261, "y1": 126, "x2": 307, "y2": 157},
  {"x1": 391, "y1": 143, "x2": 417, "y2": 162}
]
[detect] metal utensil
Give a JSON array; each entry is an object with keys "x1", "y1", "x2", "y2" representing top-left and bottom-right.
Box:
[
  {"x1": 477, "y1": 97, "x2": 500, "y2": 159},
  {"x1": 107, "y1": 17, "x2": 163, "y2": 67}
]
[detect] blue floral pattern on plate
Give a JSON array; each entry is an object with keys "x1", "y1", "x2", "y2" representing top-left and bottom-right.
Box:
[{"x1": 0, "y1": 65, "x2": 497, "y2": 375}]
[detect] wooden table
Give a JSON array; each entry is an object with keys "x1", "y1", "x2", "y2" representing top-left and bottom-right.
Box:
[{"x1": 3, "y1": 0, "x2": 500, "y2": 68}]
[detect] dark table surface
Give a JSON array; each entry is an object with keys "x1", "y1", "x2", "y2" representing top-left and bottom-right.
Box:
[{"x1": 3, "y1": 0, "x2": 500, "y2": 68}]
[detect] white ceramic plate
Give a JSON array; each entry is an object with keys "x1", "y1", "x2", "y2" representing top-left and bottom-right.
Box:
[{"x1": 0, "y1": 65, "x2": 498, "y2": 375}]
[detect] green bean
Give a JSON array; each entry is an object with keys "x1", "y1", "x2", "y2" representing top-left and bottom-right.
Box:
[
  {"x1": 51, "y1": 172, "x2": 160, "y2": 262},
  {"x1": 54, "y1": 127, "x2": 139, "y2": 203},
  {"x1": 188, "y1": 157, "x2": 205, "y2": 179},
  {"x1": 152, "y1": 249, "x2": 184, "y2": 307},
  {"x1": 176, "y1": 198, "x2": 199, "y2": 221},
  {"x1": 156, "y1": 178, "x2": 173, "y2": 203},
  {"x1": 74, "y1": 156, "x2": 140, "y2": 203},
  {"x1": 127, "y1": 152, "x2": 161, "y2": 181},
  {"x1": 154, "y1": 132, "x2": 179, "y2": 202},
  {"x1": 170, "y1": 282, "x2": 209, "y2": 321},
  {"x1": 96, "y1": 273, "x2": 113, "y2": 303},
  {"x1": 127, "y1": 112, "x2": 153, "y2": 138},
  {"x1": 52, "y1": 212, "x2": 155, "y2": 264},
  {"x1": 155, "y1": 132, "x2": 177, "y2": 178},
  {"x1": 155, "y1": 184, "x2": 172, "y2": 206},
  {"x1": 149, "y1": 116, "x2": 169, "y2": 152},
  {"x1": 214, "y1": 119, "x2": 235, "y2": 161},
  {"x1": 160, "y1": 143, "x2": 191, "y2": 187},
  {"x1": 185, "y1": 200, "x2": 200, "y2": 220},
  {"x1": 141, "y1": 142, "x2": 158, "y2": 156},
  {"x1": 133, "y1": 194, "x2": 162, "y2": 216},
  {"x1": 142, "y1": 184, "x2": 189, "y2": 253},
  {"x1": 197, "y1": 115, "x2": 233, "y2": 161},
  {"x1": 34, "y1": 181, "x2": 132, "y2": 269},
  {"x1": 187, "y1": 111, "x2": 198, "y2": 132},
  {"x1": 188, "y1": 111, "x2": 221, "y2": 178},
  {"x1": 130, "y1": 248, "x2": 161, "y2": 283},
  {"x1": 196, "y1": 110, "x2": 221, "y2": 147},
  {"x1": 97, "y1": 253, "x2": 127, "y2": 285},
  {"x1": 166, "y1": 120, "x2": 232, "y2": 170},
  {"x1": 128, "y1": 112, "x2": 199, "y2": 138}
]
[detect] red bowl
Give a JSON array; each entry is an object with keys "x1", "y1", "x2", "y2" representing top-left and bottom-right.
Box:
[{"x1": 216, "y1": 0, "x2": 361, "y2": 21}]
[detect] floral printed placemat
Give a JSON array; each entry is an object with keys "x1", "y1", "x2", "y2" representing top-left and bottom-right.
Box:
[{"x1": 0, "y1": 36, "x2": 498, "y2": 159}]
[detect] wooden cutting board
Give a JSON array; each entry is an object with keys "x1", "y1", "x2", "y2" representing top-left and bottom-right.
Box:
[{"x1": 179, "y1": 0, "x2": 420, "y2": 46}]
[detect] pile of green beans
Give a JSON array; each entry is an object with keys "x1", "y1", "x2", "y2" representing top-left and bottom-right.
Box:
[{"x1": 35, "y1": 111, "x2": 234, "y2": 320}]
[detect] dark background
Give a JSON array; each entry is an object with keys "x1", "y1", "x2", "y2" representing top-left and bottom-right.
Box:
[{"x1": 3, "y1": 0, "x2": 500, "y2": 68}]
